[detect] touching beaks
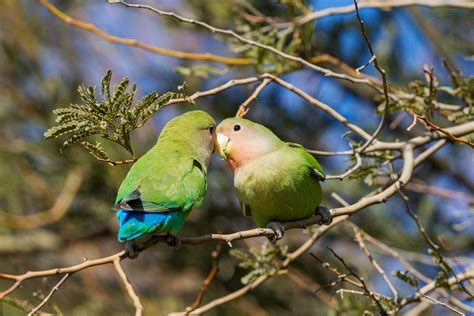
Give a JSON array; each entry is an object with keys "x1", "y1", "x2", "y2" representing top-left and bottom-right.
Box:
[{"x1": 215, "y1": 133, "x2": 230, "y2": 158}]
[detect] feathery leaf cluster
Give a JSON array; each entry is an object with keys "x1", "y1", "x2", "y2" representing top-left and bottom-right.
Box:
[
  {"x1": 44, "y1": 70, "x2": 187, "y2": 160},
  {"x1": 230, "y1": 242, "x2": 288, "y2": 285}
]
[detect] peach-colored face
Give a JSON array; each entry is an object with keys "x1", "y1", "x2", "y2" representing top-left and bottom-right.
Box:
[{"x1": 216, "y1": 118, "x2": 277, "y2": 172}]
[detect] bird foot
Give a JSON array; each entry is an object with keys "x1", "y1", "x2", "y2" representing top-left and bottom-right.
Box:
[
  {"x1": 165, "y1": 233, "x2": 182, "y2": 250},
  {"x1": 124, "y1": 240, "x2": 143, "y2": 259},
  {"x1": 315, "y1": 206, "x2": 333, "y2": 225},
  {"x1": 266, "y1": 221, "x2": 285, "y2": 244}
]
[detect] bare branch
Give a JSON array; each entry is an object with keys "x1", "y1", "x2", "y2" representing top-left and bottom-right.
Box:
[
  {"x1": 236, "y1": 78, "x2": 272, "y2": 117},
  {"x1": 296, "y1": 0, "x2": 474, "y2": 25},
  {"x1": 407, "y1": 111, "x2": 474, "y2": 148},
  {"x1": 92, "y1": 157, "x2": 137, "y2": 166},
  {"x1": 325, "y1": 151, "x2": 362, "y2": 180},
  {"x1": 185, "y1": 215, "x2": 349, "y2": 315},
  {"x1": 418, "y1": 292, "x2": 465, "y2": 315},
  {"x1": 184, "y1": 245, "x2": 221, "y2": 314},
  {"x1": 111, "y1": 0, "x2": 377, "y2": 87},
  {"x1": 327, "y1": 247, "x2": 389, "y2": 314},
  {"x1": 400, "y1": 268, "x2": 474, "y2": 308},
  {"x1": 113, "y1": 259, "x2": 143, "y2": 316},
  {"x1": 353, "y1": 227, "x2": 398, "y2": 300},
  {"x1": 28, "y1": 273, "x2": 70, "y2": 316},
  {"x1": 37, "y1": 0, "x2": 251, "y2": 66},
  {"x1": 260, "y1": 74, "x2": 372, "y2": 140},
  {"x1": 352, "y1": 0, "x2": 390, "y2": 154}
]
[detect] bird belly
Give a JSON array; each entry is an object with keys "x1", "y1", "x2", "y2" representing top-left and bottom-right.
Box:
[{"x1": 235, "y1": 162, "x2": 321, "y2": 228}]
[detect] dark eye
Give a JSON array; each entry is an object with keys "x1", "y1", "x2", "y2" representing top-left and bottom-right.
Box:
[
  {"x1": 209, "y1": 126, "x2": 214, "y2": 134},
  {"x1": 233, "y1": 124, "x2": 241, "y2": 132}
]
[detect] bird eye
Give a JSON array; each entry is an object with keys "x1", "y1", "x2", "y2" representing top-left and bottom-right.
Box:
[
  {"x1": 233, "y1": 124, "x2": 241, "y2": 132},
  {"x1": 209, "y1": 126, "x2": 214, "y2": 134}
]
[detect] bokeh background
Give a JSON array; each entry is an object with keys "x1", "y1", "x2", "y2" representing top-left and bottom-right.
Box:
[{"x1": 0, "y1": 0, "x2": 473, "y2": 315}]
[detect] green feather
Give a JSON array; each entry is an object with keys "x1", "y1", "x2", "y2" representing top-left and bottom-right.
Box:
[
  {"x1": 217, "y1": 118, "x2": 324, "y2": 228},
  {"x1": 115, "y1": 110, "x2": 214, "y2": 215}
]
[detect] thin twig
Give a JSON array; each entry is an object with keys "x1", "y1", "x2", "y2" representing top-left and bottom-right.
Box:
[
  {"x1": 295, "y1": 0, "x2": 474, "y2": 25},
  {"x1": 305, "y1": 149, "x2": 353, "y2": 156},
  {"x1": 37, "y1": 0, "x2": 251, "y2": 66},
  {"x1": 260, "y1": 74, "x2": 372, "y2": 140},
  {"x1": 325, "y1": 152, "x2": 362, "y2": 180},
  {"x1": 286, "y1": 268, "x2": 337, "y2": 308},
  {"x1": 407, "y1": 111, "x2": 474, "y2": 148},
  {"x1": 419, "y1": 292, "x2": 465, "y2": 315},
  {"x1": 327, "y1": 247, "x2": 388, "y2": 314},
  {"x1": 400, "y1": 191, "x2": 474, "y2": 299},
  {"x1": 185, "y1": 245, "x2": 221, "y2": 314},
  {"x1": 236, "y1": 78, "x2": 272, "y2": 117},
  {"x1": 310, "y1": 253, "x2": 364, "y2": 289},
  {"x1": 113, "y1": 259, "x2": 143, "y2": 316},
  {"x1": 374, "y1": 178, "x2": 474, "y2": 203},
  {"x1": 185, "y1": 216, "x2": 349, "y2": 315},
  {"x1": 93, "y1": 157, "x2": 137, "y2": 166},
  {"x1": 353, "y1": 227, "x2": 398, "y2": 300},
  {"x1": 352, "y1": 0, "x2": 390, "y2": 154},
  {"x1": 399, "y1": 269, "x2": 474, "y2": 308},
  {"x1": 28, "y1": 273, "x2": 70, "y2": 316},
  {"x1": 112, "y1": 0, "x2": 376, "y2": 87}
]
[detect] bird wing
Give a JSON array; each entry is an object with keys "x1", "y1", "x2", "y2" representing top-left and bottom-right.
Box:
[
  {"x1": 115, "y1": 155, "x2": 207, "y2": 213},
  {"x1": 287, "y1": 142, "x2": 325, "y2": 181}
]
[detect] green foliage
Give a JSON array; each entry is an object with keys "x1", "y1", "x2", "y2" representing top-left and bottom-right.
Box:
[
  {"x1": 230, "y1": 1, "x2": 313, "y2": 74},
  {"x1": 334, "y1": 294, "x2": 379, "y2": 316},
  {"x1": 379, "y1": 68, "x2": 473, "y2": 117},
  {"x1": 440, "y1": 69, "x2": 474, "y2": 106},
  {"x1": 448, "y1": 106, "x2": 474, "y2": 123},
  {"x1": 44, "y1": 70, "x2": 188, "y2": 159},
  {"x1": 230, "y1": 242, "x2": 288, "y2": 285}
]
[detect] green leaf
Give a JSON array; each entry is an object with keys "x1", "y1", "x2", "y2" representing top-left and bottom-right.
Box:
[
  {"x1": 45, "y1": 69, "x2": 189, "y2": 160},
  {"x1": 80, "y1": 141, "x2": 110, "y2": 160}
]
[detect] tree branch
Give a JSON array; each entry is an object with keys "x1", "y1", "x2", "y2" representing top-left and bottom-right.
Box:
[
  {"x1": 37, "y1": 0, "x2": 251, "y2": 66},
  {"x1": 27, "y1": 273, "x2": 70, "y2": 316},
  {"x1": 296, "y1": 0, "x2": 474, "y2": 25},
  {"x1": 400, "y1": 269, "x2": 474, "y2": 308},
  {"x1": 111, "y1": 0, "x2": 377, "y2": 87},
  {"x1": 113, "y1": 259, "x2": 143, "y2": 316},
  {"x1": 236, "y1": 78, "x2": 272, "y2": 117},
  {"x1": 184, "y1": 245, "x2": 221, "y2": 315}
]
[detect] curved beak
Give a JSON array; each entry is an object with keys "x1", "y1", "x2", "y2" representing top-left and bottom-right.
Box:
[{"x1": 215, "y1": 133, "x2": 230, "y2": 158}]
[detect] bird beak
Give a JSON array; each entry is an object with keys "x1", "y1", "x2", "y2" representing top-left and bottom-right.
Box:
[{"x1": 215, "y1": 133, "x2": 230, "y2": 158}]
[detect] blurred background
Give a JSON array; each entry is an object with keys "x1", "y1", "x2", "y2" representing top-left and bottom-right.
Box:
[{"x1": 0, "y1": 0, "x2": 473, "y2": 315}]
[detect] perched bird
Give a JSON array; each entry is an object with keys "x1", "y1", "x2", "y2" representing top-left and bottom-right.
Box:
[
  {"x1": 215, "y1": 117, "x2": 331, "y2": 242},
  {"x1": 115, "y1": 110, "x2": 216, "y2": 257}
]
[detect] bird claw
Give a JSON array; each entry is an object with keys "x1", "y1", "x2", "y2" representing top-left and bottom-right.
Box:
[
  {"x1": 165, "y1": 233, "x2": 182, "y2": 250},
  {"x1": 266, "y1": 221, "x2": 285, "y2": 244},
  {"x1": 315, "y1": 206, "x2": 333, "y2": 225},
  {"x1": 124, "y1": 240, "x2": 143, "y2": 259}
]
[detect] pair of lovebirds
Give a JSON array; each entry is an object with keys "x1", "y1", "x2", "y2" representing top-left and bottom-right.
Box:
[{"x1": 115, "y1": 110, "x2": 332, "y2": 257}]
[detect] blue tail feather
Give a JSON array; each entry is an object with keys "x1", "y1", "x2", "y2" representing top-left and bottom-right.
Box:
[{"x1": 116, "y1": 210, "x2": 184, "y2": 242}]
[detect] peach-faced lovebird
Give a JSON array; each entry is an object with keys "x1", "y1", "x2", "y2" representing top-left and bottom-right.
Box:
[
  {"x1": 115, "y1": 110, "x2": 216, "y2": 257},
  {"x1": 215, "y1": 117, "x2": 331, "y2": 242}
]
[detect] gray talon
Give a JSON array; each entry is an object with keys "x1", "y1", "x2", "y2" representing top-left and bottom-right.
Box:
[
  {"x1": 165, "y1": 233, "x2": 182, "y2": 250},
  {"x1": 125, "y1": 240, "x2": 143, "y2": 259},
  {"x1": 315, "y1": 206, "x2": 333, "y2": 225},
  {"x1": 266, "y1": 221, "x2": 285, "y2": 244}
]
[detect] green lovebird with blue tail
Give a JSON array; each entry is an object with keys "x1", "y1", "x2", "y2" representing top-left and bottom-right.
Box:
[
  {"x1": 115, "y1": 110, "x2": 216, "y2": 257},
  {"x1": 215, "y1": 117, "x2": 331, "y2": 242}
]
